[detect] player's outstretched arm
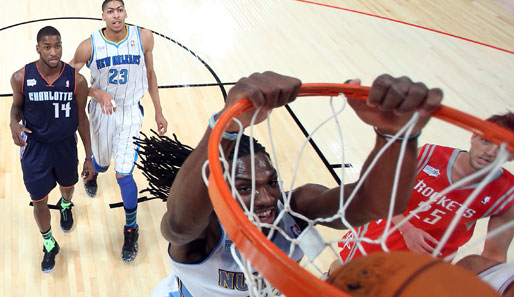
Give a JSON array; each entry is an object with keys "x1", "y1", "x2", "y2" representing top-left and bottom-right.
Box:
[
  {"x1": 482, "y1": 205, "x2": 514, "y2": 263},
  {"x1": 75, "y1": 72, "x2": 94, "y2": 182},
  {"x1": 9, "y1": 68, "x2": 32, "y2": 147},
  {"x1": 292, "y1": 75, "x2": 443, "y2": 228},
  {"x1": 161, "y1": 72, "x2": 301, "y2": 254},
  {"x1": 141, "y1": 28, "x2": 167, "y2": 135},
  {"x1": 70, "y1": 38, "x2": 115, "y2": 115}
]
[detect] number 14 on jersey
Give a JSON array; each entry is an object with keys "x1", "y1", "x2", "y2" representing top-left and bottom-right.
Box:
[{"x1": 53, "y1": 102, "x2": 71, "y2": 118}]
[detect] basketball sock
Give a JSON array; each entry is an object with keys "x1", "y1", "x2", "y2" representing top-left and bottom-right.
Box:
[
  {"x1": 41, "y1": 228, "x2": 56, "y2": 252},
  {"x1": 116, "y1": 175, "x2": 138, "y2": 210},
  {"x1": 59, "y1": 197, "x2": 72, "y2": 209},
  {"x1": 124, "y1": 207, "x2": 138, "y2": 228},
  {"x1": 92, "y1": 157, "x2": 109, "y2": 173}
]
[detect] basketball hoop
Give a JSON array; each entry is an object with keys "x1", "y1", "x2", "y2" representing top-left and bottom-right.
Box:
[{"x1": 207, "y1": 83, "x2": 514, "y2": 296}]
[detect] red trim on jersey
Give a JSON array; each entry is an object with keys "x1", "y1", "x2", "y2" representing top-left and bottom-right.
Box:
[
  {"x1": 20, "y1": 65, "x2": 27, "y2": 94},
  {"x1": 74, "y1": 70, "x2": 77, "y2": 94},
  {"x1": 34, "y1": 60, "x2": 66, "y2": 87}
]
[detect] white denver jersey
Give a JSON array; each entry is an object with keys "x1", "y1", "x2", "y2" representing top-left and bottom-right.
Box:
[
  {"x1": 151, "y1": 203, "x2": 304, "y2": 297},
  {"x1": 87, "y1": 25, "x2": 148, "y2": 106}
]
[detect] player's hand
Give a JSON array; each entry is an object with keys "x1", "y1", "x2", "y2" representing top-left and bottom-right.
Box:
[
  {"x1": 155, "y1": 113, "x2": 168, "y2": 135},
  {"x1": 9, "y1": 122, "x2": 31, "y2": 147},
  {"x1": 402, "y1": 226, "x2": 441, "y2": 256},
  {"x1": 347, "y1": 74, "x2": 443, "y2": 135},
  {"x1": 94, "y1": 89, "x2": 116, "y2": 115},
  {"x1": 219, "y1": 71, "x2": 301, "y2": 131},
  {"x1": 81, "y1": 160, "x2": 94, "y2": 182}
]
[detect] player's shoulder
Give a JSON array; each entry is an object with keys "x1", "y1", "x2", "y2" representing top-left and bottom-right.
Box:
[
  {"x1": 138, "y1": 27, "x2": 154, "y2": 43},
  {"x1": 11, "y1": 65, "x2": 26, "y2": 84},
  {"x1": 77, "y1": 37, "x2": 93, "y2": 51},
  {"x1": 419, "y1": 143, "x2": 457, "y2": 155},
  {"x1": 137, "y1": 26, "x2": 152, "y2": 37}
]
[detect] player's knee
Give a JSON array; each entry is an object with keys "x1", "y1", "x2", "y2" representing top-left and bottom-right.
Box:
[{"x1": 32, "y1": 197, "x2": 49, "y2": 210}]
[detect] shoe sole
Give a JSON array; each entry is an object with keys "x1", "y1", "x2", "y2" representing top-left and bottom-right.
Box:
[
  {"x1": 85, "y1": 191, "x2": 97, "y2": 198},
  {"x1": 121, "y1": 245, "x2": 138, "y2": 263},
  {"x1": 42, "y1": 266, "x2": 56, "y2": 273},
  {"x1": 121, "y1": 251, "x2": 138, "y2": 263},
  {"x1": 60, "y1": 225, "x2": 73, "y2": 232}
]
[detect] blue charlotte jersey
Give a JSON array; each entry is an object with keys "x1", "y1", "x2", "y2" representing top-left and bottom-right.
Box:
[{"x1": 22, "y1": 61, "x2": 78, "y2": 143}]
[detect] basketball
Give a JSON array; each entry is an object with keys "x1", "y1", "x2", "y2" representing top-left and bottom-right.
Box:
[{"x1": 327, "y1": 251, "x2": 500, "y2": 297}]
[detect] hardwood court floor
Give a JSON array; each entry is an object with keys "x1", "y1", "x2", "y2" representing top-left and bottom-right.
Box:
[{"x1": 0, "y1": 1, "x2": 513, "y2": 296}]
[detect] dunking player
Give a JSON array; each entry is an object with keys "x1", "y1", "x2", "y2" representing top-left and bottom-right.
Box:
[
  {"x1": 70, "y1": 0, "x2": 168, "y2": 263},
  {"x1": 338, "y1": 112, "x2": 514, "y2": 262},
  {"x1": 9, "y1": 26, "x2": 93, "y2": 273},
  {"x1": 151, "y1": 71, "x2": 443, "y2": 296}
]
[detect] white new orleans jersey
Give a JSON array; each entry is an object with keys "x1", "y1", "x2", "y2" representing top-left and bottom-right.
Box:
[
  {"x1": 87, "y1": 25, "x2": 148, "y2": 106},
  {"x1": 151, "y1": 202, "x2": 304, "y2": 297}
]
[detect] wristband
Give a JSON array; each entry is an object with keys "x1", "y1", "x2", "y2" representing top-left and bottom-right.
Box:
[
  {"x1": 399, "y1": 224, "x2": 415, "y2": 235},
  {"x1": 374, "y1": 126, "x2": 421, "y2": 142},
  {"x1": 209, "y1": 112, "x2": 239, "y2": 141},
  {"x1": 85, "y1": 157, "x2": 93, "y2": 161}
]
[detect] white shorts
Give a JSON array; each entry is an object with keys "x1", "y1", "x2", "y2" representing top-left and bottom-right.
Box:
[
  {"x1": 478, "y1": 262, "x2": 514, "y2": 295},
  {"x1": 88, "y1": 100, "x2": 143, "y2": 175}
]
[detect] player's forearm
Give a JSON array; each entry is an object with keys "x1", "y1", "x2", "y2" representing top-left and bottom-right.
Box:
[
  {"x1": 9, "y1": 104, "x2": 23, "y2": 125},
  {"x1": 77, "y1": 116, "x2": 92, "y2": 158},
  {"x1": 163, "y1": 127, "x2": 234, "y2": 244},
  {"x1": 147, "y1": 70, "x2": 163, "y2": 114},
  {"x1": 346, "y1": 136, "x2": 418, "y2": 226},
  {"x1": 391, "y1": 214, "x2": 408, "y2": 227},
  {"x1": 87, "y1": 87, "x2": 99, "y2": 98}
]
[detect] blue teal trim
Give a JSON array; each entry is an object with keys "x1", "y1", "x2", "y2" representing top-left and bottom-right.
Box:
[
  {"x1": 100, "y1": 26, "x2": 130, "y2": 48},
  {"x1": 86, "y1": 34, "x2": 95, "y2": 68}
]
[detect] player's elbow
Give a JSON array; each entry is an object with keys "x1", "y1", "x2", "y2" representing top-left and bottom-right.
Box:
[{"x1": 160, "y1": 210, "x2": 205, "y2": 246}]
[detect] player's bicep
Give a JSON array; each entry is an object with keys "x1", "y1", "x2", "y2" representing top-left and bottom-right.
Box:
[
  {"x1": 141, "y1": 29, "x2": 156, "y2": 72},
  {"x1": 74, "y1": 74, "x2": 89, "y2": 111},
  {"x1": 10, "y1": 70, "x2": 24, "y2": 107},
  {"x1": 70, "y1": 39, "x2": 92, "y2": 70}
]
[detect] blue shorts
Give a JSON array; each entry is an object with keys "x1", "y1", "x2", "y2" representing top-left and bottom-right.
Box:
[{"x1": 21, "y1": 136, "x2": 79, "y2": 201}]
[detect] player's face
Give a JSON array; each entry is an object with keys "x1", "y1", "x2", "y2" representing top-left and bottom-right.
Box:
[
  {"x1": 233, "y1": 153, "x2": 281, "y2": 226},
  {"x1": 102, "y1": 1, "x2": 127, "y2": 32},
  {"x1": 36, "y1": 35, "x2": 62, "y2": 68},
  {"x1": 468, "y1": 135, "x2": 502, "y2": 170}
]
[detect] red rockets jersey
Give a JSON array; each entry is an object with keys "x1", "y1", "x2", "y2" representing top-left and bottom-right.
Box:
[{"x1": 339, "y1": 144, "x2": 514, "y2": 260}]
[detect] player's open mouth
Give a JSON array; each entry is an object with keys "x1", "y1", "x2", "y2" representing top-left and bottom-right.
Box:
[
  {"x1": 478, "y1": 156, "x2": 491, "y2": 165},
  {"x1": 256, "y1": 208, "x2": 276, "y2": 224},
  {"x1": 113, "y1": 21, "x2": 121, "y2": 27}
]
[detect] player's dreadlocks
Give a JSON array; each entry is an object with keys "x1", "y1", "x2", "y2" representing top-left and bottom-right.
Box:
[
  {"x1": 135, "y1": 130, "x2": 193, "y2": 201},
  {"x1": 136, "y1": 132, "x2": 269, "y2": 202}
]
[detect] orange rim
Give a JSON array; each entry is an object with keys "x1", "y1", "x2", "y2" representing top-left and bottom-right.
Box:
[{"x1": 207, "y1": 83, "x2": 514, "y2": 297}]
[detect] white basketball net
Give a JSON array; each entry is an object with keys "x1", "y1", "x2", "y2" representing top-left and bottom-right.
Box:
[{"x1": 202, "y1": 94, "x2": 513, "y2": 297}]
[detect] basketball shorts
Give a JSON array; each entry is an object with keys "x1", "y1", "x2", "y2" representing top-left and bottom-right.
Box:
[
  {"x1": 478, "y1": 262, "x2": 514, "y2": 295},
  {"x1": 88, "y1": 100, "x2": 143, "y2": 175},
  {"x1": 21, "y1": 136, "x2": 79, "y2": 201}
]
